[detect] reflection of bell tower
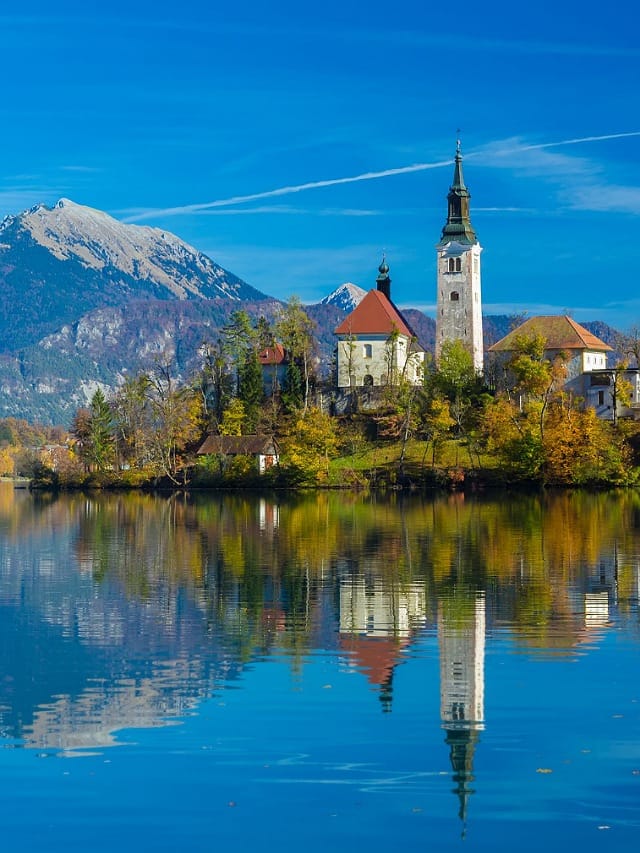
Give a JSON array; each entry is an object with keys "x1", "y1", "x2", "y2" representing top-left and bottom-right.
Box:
[{"x1": 438, "y1": 591, "x2": 486, "y2": 828}]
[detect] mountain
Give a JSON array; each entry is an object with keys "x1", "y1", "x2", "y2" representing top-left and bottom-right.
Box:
[
  {"x1": 0, "y1": 198, "x2": 625, "y2": 425},
  {"x1": 320, "y1": 282, "x2": 367, "y2": 312},
  {"x1": 0, "y1": 199, "x2": 269, "y2": 352}
]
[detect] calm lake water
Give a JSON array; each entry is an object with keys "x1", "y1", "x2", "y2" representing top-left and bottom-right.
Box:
[{"x1": 0, "y1": 484, "x2": 639, "y2": 851}]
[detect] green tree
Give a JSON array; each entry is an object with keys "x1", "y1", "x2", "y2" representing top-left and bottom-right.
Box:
[
  {"x1": 199, "y1": 341, "x2": 233, "y2": 427},
  {"x1": 276, "y1": 297, "x2": 316, "y2": 413},
  {"x1": 282, "y1": 360, "x2": 304, "y2": 414},
  {"x1": 87, "y1": 388, "x2": 115, "y2": 471},
  {"x1": 72, "y1": 390, "x2": 115, "y2": 472},
  {"x1": 238, "y1": 348, "x2": 264, "y2": 431},
  {"x1": 431, "y1": 339, "x2": 480, "y2": 434},
  {"x1": 221, "y1": 309, "x2": 257, "y2": 395}
]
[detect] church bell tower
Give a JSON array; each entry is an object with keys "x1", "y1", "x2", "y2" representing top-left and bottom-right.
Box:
[{"x1": 435, "y1": 140, "x2": 484, "y2": 372}]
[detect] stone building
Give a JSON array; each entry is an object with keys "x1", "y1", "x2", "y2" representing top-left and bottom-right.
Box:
[
  {"x1": 436, "y1": 141, "x2": 484, "y2": 373},
  {"x1": 487, "y1": 314, "x2": 613, "y2": 412}
]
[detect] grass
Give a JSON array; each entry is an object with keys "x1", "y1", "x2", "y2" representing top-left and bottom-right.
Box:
[{"x1": 328, "y1": 437, "x2": 500, "y2": 487}]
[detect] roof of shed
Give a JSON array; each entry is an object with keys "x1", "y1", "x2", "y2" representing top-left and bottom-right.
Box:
[{"x1": 197, "y1": 435, "x2": 279, "y2": 455}]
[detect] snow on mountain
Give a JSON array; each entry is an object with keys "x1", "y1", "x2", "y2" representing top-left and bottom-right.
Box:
[
  {"x1": 0, "y1": 198, "x2": 266, "y2": 302},
  {"x1": 320, "y1": 282, "x2": 367, "y2": 312}
]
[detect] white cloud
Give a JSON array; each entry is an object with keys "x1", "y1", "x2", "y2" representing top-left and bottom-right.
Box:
[{"x1": 472, "y1": 132, "x2": 640, "y2": 216}]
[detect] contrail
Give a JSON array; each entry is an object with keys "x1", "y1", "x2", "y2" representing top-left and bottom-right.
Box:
[
  {"x1": 123, "y1": 159, "x2": 453, "y2": 222},
  {"x1": 517, "y1": 130, "x2": 640, "y2": 151},
  {"x1": 124, "y1": 131, "x2": 640, "y2": 222}
]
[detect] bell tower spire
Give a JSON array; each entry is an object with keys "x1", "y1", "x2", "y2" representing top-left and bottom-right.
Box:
[
  {"x1": 439, "y1": 137, "x2": 477, "y2": 247},
  {"x1": 435, "y1": 138, "x2": 484, "y2": 373}
]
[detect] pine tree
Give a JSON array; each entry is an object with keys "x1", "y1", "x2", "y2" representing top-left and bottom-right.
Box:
[{"x1": 238, "y1": 349, "x2": 264, "y2": 432}]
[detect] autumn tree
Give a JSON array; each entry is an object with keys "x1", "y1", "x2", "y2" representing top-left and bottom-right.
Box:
[
  {"x1": 279, "y1": 407, "x2": 339, "y2": 485},
  {"x1": 142, "y1": 361, "x2": 205, "y2": 483},
  {"x1": 112, "y1": 374, "x2": 153, "y2": 469}
]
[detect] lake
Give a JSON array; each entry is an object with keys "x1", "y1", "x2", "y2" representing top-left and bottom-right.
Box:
[{"x1": 0, "y1": 484, "x2": 638, "y2": 851}]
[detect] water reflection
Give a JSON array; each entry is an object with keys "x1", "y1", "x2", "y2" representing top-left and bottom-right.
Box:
[
  {"x1": 439, "y1": 590, "x2": 485, "y2": 828},
  {"x1": 0, "y1": 486, "x2": 638, "y2": 772}
]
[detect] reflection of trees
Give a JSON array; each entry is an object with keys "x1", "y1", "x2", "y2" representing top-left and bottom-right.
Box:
[
  {"x1": 10, "y1": 486, "x2": 640, "y2": 659},
  {"x1": 1, "y1": 484, "x2": 640, "y2": 749}
]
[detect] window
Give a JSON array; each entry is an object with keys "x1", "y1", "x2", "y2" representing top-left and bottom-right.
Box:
[
  {"x1": 598, "y1": 390, "x2": 605, "y2": 406},
  {"x1": 450, "y1": 291, "x2": 459, "y2": 301},
  {"x1": 363, "y1": 344, "x2": 372, "y2": 359},
  {"x1": 363, "y1": 374, "x2": 374, "y2": 387},
  {"x1": 447, "y1": 257, "x2": 462, "y2": 273}
]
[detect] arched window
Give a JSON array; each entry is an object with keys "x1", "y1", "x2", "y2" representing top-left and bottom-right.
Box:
[
  {"x1": 363, "y1": 343, "x2": 372, "y2": 359},
  {"x1": 363, "y1": 374, "x2": 374, "y2": 387},
  {"x1": 455, "y1": 257, "x2": 462, "y2": 272},
  {"x1": 447, "y1": 257, "x2": 462, "y2": 272},
  {"x1": 450, "y1": 291, "x2": 459, "y2": 301}
]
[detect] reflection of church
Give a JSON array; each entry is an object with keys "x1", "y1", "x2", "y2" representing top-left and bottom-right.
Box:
[
  {"x1": 338, "y1": 578, "x2": 427, "y2": 711},
  {"x1": 438, "y1": 592, "x2": 486, "y2": 826}
]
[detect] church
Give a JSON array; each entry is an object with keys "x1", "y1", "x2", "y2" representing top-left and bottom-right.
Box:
[{"x1": 334, "y1": 141, "x2": 483, "y2": 387}]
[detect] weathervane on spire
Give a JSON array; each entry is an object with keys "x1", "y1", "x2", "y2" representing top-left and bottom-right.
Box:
[{"x1": 456, "y1": 130, "x2": 462, "y2": 156}]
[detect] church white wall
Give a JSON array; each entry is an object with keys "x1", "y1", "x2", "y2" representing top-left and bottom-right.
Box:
[
  {"x1": 436, "y1": 242, "x2": 484, "y2": 372},
  {"x1": 336, "y1": 334, "x2": 424, "y2": 388}
]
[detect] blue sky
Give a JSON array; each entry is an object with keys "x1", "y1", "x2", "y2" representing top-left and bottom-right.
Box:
[{"x1": 1, "y1": 0, "x2": 638, "y2": 328}]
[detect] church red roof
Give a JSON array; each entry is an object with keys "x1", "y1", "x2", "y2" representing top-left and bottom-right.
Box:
[{"x1": 334, "y1": 289, "x2": 415, "y2": 338}]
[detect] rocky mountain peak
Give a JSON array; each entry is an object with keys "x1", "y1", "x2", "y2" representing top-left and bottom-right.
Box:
[
  {"x1": 0, "y1": 198, "x2": 267, "y2": 302},
  {"x1": 320, "y1": 282, "x2": 367, "y2": 312}
]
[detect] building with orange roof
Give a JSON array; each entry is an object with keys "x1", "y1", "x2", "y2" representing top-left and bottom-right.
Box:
[
  {"x1": 334, "y1": 258, "x2": 425, "y2": 388},
  {"x1": 258, "y1": 341, "x2": 288, "y2": 396},
  {"x1": 487, "y1": 314, "x2": 637, "y2": 417}
]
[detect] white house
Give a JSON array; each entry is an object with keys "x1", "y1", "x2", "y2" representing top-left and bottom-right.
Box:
[
  {"x1": 334, "y1": 259, "x2": 425, "y2": 389},
  {"x1": 487, "y1": 315, "x2": 616, "y2": 413}
]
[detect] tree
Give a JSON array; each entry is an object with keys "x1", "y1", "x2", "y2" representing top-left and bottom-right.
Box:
[
  {"x1": 431, "y1": 339, "x2": 480, "y2": 435},
  {"x1": 112, "y1": 374, "x2": 152, "y2": 469},
  {"x1": 383, "y1": 327, "x2": 400, "y2": 386},
  {"x1": 282, "y1": 360, "x2": 304, "y2": 413},
  {"x1": 504, "y1": 333, "x2": 568, "y2": 442},
  {"x1": 198, "y1": 341, "x2": 233, "y2": 428},
  {"x1": 238, "y1": 348, "x2": 264, "y2": 431},
  {"x1": 280, "y1": 408, "x2": 339, "y2": 484},
  {"x1": 87, "y1": 388, "x2": 115, "y2": 471},
  {"x1": 276, "y1": 297, "x2": 316, "y2": 413},
  {"x1": 221, "y1": 309, "x2": 258, "y2": 395},
  {"x1": 72, "y1": 390, "x2": 115, "y2": 472},
  {"x1": 421, "y1": 397, "x2": 455, "y2": 467},
  {"x1": 220, "y1": 398, "x2": 246, "y2": 436},
  {"x1": 143, "y1": 360, "x2": 205, "y2": 483}
]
